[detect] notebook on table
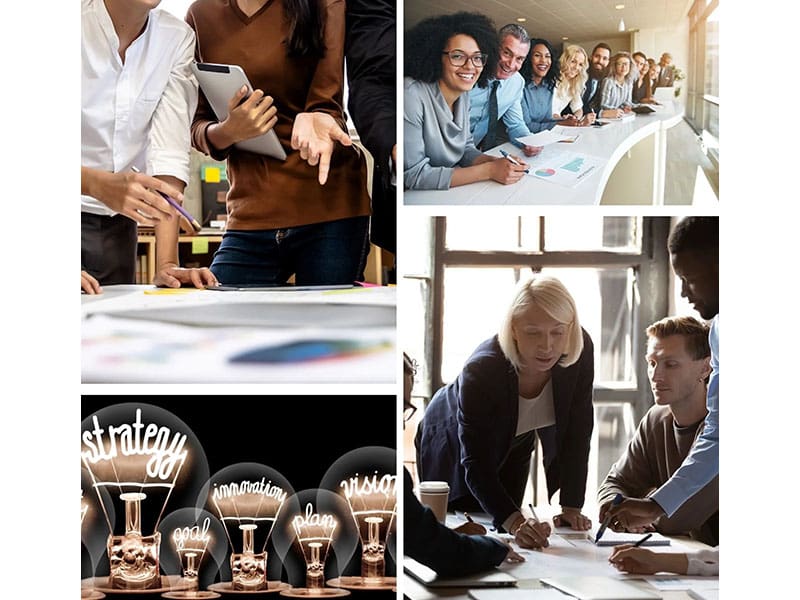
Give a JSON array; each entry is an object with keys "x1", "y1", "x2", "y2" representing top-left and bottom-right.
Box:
[{"x1": 404, "y1": 557, "x2": 517, "y2": 588}]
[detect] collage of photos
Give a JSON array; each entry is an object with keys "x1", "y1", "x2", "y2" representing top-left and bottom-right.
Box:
[{"x1": 78, "y1": 1, "x2": 722, "y2": 599}]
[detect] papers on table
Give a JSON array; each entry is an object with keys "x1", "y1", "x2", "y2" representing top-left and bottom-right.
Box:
[
  {"x1": 525, "y1": 150, "x2": 605, "y2": 187},
  {"x1": 516, "y1": 129, "x2": 580, "y2": 146},
  {"x1": 588, "y1": 526, "x2": 671, "y2": 547},
  {"x1": 540, "y1": 576, "x2": 660, "y2": 600},
  {"x1": 469, "y1": 589, "x2": 570, "y2": 599},
  {"x1": 598, "y1": 112, "x2": 636, "y2": 123},
  {"x1": 645, "y1": 576, "x2": 719, "y2": 592},
  {"x1": 687, "y1": 587, "x2": 719, "y2": 600},
  {"x1": 404, "y1": 557, "x2": 517, "y2": 588}
]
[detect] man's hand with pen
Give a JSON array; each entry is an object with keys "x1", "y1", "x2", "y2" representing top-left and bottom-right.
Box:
[{"x1": 509, "y1": 506, "x2": 552, "y2": 549}]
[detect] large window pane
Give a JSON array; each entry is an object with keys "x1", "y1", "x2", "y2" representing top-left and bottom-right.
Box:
[
  {"x1": 445, "y1": 215, "x2": 540, "y2": 251},
  {"x1": 544, "y1": 217, "x2": 641, "y2": 252},
  {"x1": 441, "y1": 266, "x2": 636, "y2": 387},
  {"x1": 704, "y1": 7, "x2": 719, "y2": 98}
]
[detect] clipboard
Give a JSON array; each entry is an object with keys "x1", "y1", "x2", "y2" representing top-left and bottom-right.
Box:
[{"x1": 191, "y1": 62, "x2": 287, "y2": 160}]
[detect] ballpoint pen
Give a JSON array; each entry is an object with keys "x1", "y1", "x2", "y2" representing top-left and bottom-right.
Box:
[
  {"x1": 528, "y1": 503, "x2": 540, "y2": 523},
  {"x1": 463, "y1": 512, "x2": 475, "y2": 523},
  {"x1": 633, "y1": 533, "x2": 652, "y2": 547},
  {"x1": 499, "y1": 149, "x2": 530, "y2": 174},
  {"x1": 595, "y1": 493, "x2": 623, "y2": 543},
  {"x1": 130, "y1": 166, "x2": 203, "y2": 232}
]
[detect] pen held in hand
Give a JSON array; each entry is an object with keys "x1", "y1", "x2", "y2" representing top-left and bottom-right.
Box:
[
  {"x1": 528, "y1": 503, "x2": 540, "y2": 523},
  {"x1": 633, "y1": 533, "x2": 652, "y2": 547},
  {"x1": 130, "y1": 166, "x2": 203, "y2": 232},
  {"x1": 463, "y1": 512, "x2": 475, "y2": 523},
  {"x1": 499, "y1": 149, "x2": 530, "y2": 174},
  {"x1": 595, "y1": 493, "x2": 623, "y2": 543}
]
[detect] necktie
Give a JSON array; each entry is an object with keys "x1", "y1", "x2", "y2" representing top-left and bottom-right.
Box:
[{"x1": 483, "y1": 80, "x2": 500, "y2": 150}]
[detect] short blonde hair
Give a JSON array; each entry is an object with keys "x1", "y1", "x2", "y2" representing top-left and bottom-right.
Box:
[{"x1": 498, "y1": 275, "x2": 584, "y2": 371}]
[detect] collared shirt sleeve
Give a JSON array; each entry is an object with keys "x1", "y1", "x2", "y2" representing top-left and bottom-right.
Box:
[
  {"x1": 686, "y1": 547, "x2": 719, "y2": 576},
  {"x1": 650, "y1": 316, "x2": 719, "y2": 517},
  {"x1": 147, "y1": 25, "x2": 198, "y2": 184},
  {"x1": 500, "y1": 77, "x2": 533, "y2": 145}
]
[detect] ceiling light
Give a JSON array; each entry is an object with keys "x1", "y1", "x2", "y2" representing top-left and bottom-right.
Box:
[
  {"x1": 562, "y1": 36, "x2": 569, "y2": 40},
  {"x1": 618, "y1": 18, "x2": 625, "y2": 32},
  {"x1": 517, "y1": 17, "x2": 526, "y2": 23},
  {"x1": 615, "y1": 4, "x2": 625, "y2": 9}
]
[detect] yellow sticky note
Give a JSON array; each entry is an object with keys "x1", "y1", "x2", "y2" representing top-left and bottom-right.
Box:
[
  {"x1": 205, "y1": 166, "x2": 221, "y2": 183},
  {"x1": 192, "y1": 237, "x2": 209, "y2": 254}
]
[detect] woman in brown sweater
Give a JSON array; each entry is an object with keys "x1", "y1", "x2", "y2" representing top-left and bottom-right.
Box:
[{"x1": 187, "y1": 0, "x2": 371, "y2": 286}]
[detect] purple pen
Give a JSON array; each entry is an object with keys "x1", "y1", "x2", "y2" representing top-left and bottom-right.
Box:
[{"x1": 130, "y1": 166, "x2": 203, "y2": 232}]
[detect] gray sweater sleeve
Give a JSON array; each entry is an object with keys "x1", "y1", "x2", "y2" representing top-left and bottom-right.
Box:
[{"x1": 403, "y1": 79, "x2": 483, "y2": 190}]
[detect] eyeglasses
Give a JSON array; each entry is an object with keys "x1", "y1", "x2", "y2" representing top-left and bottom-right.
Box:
[{"x1": 442, "y1": 51, "x2": 488, "y2": 68}]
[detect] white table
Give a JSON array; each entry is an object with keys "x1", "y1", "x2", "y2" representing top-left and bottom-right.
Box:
[
  {"x1": 404, "y1": 102, "x2": 684, "y2": 206},
  {"x1": 402, "y1": 509, "x2": 717, "y2": 600},
  {"x1": 81, "y1": 285, "x2": 396, "y2": 383}
]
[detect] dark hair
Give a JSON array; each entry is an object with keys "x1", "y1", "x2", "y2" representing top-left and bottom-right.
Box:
[
  {"x1": 668, "y1": 217, "x2": 719, "y2": 256},
  {"x1": 592, "y1": 42, "x2": 612, "y2": 56},
  {"x1": 519, "y1": 38, "x2": 557, "y2": 91},
  {"x1": 405, "y1": 12, "x2": 499, "y2": 89},
  {"x1": 632, "y1": 51, "x2": 647, "y2": 62},
  {"x1": 284, "y1": 0, "x2": 325, "y2": 57}
]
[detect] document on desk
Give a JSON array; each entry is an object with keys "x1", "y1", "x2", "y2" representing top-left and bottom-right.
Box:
[
  {"x1": 587, "y1": 527, "x2": 670, "y2": 547},
  {"x1": 525, "y1": 150, "x2": 606, "y2": 187},
  {"x1": 540, "y1": 576, "x2": 660, "y2": 600},
  {"x1": 516, "y1": 129, "x2": 580, "y2": 146},
  {"x1": 469, "y1": 589, "x2": 569, "y2": 600}
]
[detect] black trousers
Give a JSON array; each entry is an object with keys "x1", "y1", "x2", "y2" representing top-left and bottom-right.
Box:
[{"x1": 81, "y1": 212, "x2": 138, "y2": 285}]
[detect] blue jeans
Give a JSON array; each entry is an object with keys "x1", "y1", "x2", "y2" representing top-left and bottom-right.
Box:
[{"x1": 210, "y1": 216, "x2": 370, "y2": 286}]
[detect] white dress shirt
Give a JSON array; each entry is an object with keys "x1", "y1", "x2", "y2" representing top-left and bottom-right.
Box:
[{"x1": 81, "y1": 0, "x2": 197, "y2": 216}]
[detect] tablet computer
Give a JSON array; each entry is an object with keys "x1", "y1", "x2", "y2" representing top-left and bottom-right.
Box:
[
  {"x1": 191, "y1": 62, "x2": 287, "y2": 160},
  {"x1": 632, "y1": 105, "x2": 656, "y2": 114}
]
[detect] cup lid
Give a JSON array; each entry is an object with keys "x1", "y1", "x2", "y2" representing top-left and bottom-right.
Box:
[{"x1": 418, "y1": 481, "x2": 450, "y2": 492}]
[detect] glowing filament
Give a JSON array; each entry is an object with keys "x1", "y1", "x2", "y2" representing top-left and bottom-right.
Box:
[
  {"x1": 121, "y1": 492, "x2": 147, "y2": 535},
  {"x1": 366, "y1": 517, "x2": 383, "y2": 549},
  {"x1": 240, "y1": 524, "x2": 257, "y2": 554}
]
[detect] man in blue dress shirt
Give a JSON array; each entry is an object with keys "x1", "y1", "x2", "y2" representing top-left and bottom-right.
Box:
[
  {"x1": 468, "y1": 24, "x2": 540, "y2": 156},
  {"x1": 607, "y1": 217, "x2": 719, "y2": 530}
]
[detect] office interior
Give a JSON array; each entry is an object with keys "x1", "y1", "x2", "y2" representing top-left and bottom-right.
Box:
[
  {"x1": 401, "y1": 216, "x2": 705, "y2": 510},
  {"x1": 404, "y1": 0, "x2": 720, "y2": 205}
]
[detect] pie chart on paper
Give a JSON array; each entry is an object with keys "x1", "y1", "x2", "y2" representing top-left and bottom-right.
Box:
[{"x1": 535, "y1": 168, "x2": 556, "y2": 177}]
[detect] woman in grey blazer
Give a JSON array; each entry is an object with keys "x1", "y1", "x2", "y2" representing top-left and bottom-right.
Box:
[{"x1": 403, "y1": 12, "x2": 528, "y2": 190}]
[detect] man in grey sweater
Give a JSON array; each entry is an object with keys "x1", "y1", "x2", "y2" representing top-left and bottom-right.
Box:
[{"x1": 597, "y1": 316, "x2": 719, "y2": 546}]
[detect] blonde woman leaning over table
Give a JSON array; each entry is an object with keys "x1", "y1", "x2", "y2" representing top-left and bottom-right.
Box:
[
  {"x1": 550, "y1": 45, "x2": 596, "y2": 127},
  {"x1": 403, "y1": 12, "x2": 528, "y2": 190},
  {"x1": 416, "y1": 275, "x2": 595, "y2": 550}
]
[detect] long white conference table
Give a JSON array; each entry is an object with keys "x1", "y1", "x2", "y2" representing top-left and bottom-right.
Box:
[
  {"x1": 404, "y1": 102, "x2": 684, "y2": 206},
  {"x1": 81, "y1": 285, "x2": 396, "y2": 383},
  {"x1": 402, "y1": 508, "x2": 718, "y2": 600}
]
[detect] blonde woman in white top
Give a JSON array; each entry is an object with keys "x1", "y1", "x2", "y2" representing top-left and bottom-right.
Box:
[{"x1": 551, "y1": 45, "x2": 595, "y2": 126}]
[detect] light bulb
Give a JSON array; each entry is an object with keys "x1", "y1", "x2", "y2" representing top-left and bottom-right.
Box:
[
  {"x1": 618, "y1": 18, "x2": 626, "y2": 32},
  {"x1": 81, "y1": 403, "x2": 209, "y2": 594},
  {"x1": 318, "y1": 446, "x2": 397, "y2": 591},
  {"x1": 202, "y1": 462, "x2": 294, "y2": 595},
  {"x1": 158, "y1": 508, "x2": 229, "y2": 599}
]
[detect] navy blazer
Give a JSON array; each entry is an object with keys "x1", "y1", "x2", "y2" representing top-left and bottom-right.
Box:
[
  {"x1": 417, "y1": 331, "x2": 594, "y2": 528},
  {"x1": 403, "y1": 469, "x2": 507, "y2": 575}
]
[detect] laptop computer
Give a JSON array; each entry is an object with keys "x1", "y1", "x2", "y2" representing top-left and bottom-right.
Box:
[{"x1": 404, "y1": 557, "x2": 517, "y2": 588}]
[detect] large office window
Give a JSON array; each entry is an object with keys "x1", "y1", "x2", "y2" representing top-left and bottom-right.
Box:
[
  {"x1": 687, "y1": 0, "x2": 720, "y2": 168},
  {"x1": 401, "y1": 216, "x2": 673, "y2": 504}
]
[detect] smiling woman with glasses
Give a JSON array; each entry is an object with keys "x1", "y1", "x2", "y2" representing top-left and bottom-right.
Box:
[{"x1": 403, "y1": 12, "x2": 529, "y2": 191}]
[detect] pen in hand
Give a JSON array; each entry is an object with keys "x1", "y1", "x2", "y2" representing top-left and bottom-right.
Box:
[
  {"x1": 633, "y1": 533, "x2": 652, "y2": 547},
  {"x1": 130, "y1": 166, "x2": 203, "y2": 232},
  {"x1": 528, "y1": 504, "x2": 539, "y2": 523},
  {"x1": 499, "y1": 149, "x2": 530, "y2": 174},
  {"x1": 464, "y1": 512, "x2": 475, "y2": 523},
  {"x1": 595, "y1": 493, "x2": 623, "y2": 543}
]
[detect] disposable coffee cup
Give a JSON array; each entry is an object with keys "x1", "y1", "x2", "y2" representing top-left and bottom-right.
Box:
[{"x1": 418, "y1": 481, "x2": 450, "y2": 523}]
